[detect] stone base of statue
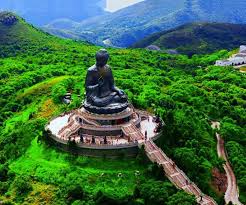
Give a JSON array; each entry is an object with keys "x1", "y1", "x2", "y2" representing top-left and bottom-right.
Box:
[{"x1": 45, "y1": 105, "x2": 162, "y2": 157}]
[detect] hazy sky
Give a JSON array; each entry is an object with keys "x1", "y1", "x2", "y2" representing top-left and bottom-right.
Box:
[{"x1": 106, "y1": 0, "x2": 144, "y2": 12}]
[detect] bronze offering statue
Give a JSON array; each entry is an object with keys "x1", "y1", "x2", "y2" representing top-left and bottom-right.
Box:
[{"x1": 83, "y1": 49, "x2": 128, "y2": 114}]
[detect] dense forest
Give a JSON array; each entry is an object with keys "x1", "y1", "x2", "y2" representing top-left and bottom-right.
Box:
[{"x1": 0, "y1": 12, "x2": 245, "y2": 205}]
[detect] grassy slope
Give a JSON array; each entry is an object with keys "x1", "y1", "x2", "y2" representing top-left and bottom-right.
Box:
[
  {"x1": 132, "y1": 23, "x2": 246, "y2": 56},
  {"x1": 10, "y1": 137, "x2": 143, "y2": 198}
]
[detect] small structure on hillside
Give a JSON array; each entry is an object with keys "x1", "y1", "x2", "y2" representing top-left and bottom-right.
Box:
[
  {"x1": 239, "y1": 45, "x2": 246, "y2": 53},
  {"x1": 166, "y1": 49, "x2": 179, "y2": 55},
  {"x1": 46, "y1": 49, "x2": 161, "y2": 157},
  {"x1": 215, "y1": 45, "x2": 246, "y2": 66},
  {"x1": 63, "y1": 93, "x2": 72, "y2": 104},
  {"x1": 146, "y1": 45, "x2": 161, "y2": 51}
]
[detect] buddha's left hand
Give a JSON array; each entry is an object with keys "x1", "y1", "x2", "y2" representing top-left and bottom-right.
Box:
[{"x1": 118, "y1": 90, "x2": 125, "y2": 96}]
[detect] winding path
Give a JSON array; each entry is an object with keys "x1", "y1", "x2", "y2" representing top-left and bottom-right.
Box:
[{"x1": 211, "y1": 122, "x2": 243, "y2": 205}]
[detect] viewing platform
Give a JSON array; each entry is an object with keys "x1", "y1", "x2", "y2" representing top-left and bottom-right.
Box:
[{"x1": 45, "y1": 107, "x2": 162, "y2": 157}]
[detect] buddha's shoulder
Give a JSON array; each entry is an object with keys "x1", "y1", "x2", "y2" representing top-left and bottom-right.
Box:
[
  {"x1": 87, "y1": 65, "x2": 97, "y2": 72},
  {"x1": 87, "y1": 65, "x2": 111, "y2": 72},
  {"x1": 105, "y1": 65, "x2": 111, "y2": 69}
]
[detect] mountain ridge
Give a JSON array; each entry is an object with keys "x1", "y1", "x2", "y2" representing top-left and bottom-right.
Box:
[
  {"x1": 42, "y1": 0, "x2": 246, "y2": 47},
  {"x1": 43, "y1": 0, "x2": 186, "y2": 46},
  {"x1": 131, "y1": 22, "x2": 246, "y2": 55}
]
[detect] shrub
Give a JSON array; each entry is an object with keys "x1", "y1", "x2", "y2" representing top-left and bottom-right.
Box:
[{"x1": 12, "y1": 175, "x2": 32, "y2": 195}]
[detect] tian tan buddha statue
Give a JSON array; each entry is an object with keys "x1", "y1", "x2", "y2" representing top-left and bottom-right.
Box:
[{"x1": 83, "y1": 49, "x2": 128, "y2": 114}]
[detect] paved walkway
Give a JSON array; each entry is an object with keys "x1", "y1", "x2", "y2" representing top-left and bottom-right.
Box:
[
  {"x1": 211, "y1": 122, "x2": 243, "y2": 205},
  {"x1": 140, "y1": 115, "x2": 156, "y2": 139}
]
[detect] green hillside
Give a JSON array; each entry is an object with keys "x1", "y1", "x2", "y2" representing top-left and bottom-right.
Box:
[
  {"x1": 0, "y1": 12, "x2": 245, "y2": 204},
  {"x1": 0, "y1": 12, "x2": 46, "y2": 54},
  {"x1": 132, "y1": 22, "x2": 246, "y2": 56}
]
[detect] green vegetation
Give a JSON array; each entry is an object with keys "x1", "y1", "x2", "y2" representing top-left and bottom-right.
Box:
[
  {"x1": 132, "y1": 22, "x2": 246, "y2": 56},
  {"x1": 0, "y1": 12, "x2": 245, "y2": 204}
]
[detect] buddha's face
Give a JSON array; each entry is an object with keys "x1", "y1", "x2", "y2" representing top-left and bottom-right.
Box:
[{"x1": 96, "y1": 49, "x2": 109, "y2": 67}]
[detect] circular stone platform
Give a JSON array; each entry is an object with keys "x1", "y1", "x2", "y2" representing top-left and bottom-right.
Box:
[{"x1": 45, "y1": 107, "x2": 162, "y2": 157}]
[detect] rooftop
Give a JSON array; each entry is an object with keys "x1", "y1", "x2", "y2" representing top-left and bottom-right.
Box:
[
  {"x1": 218, "y1": 60, "x2": 230, "y2": 62},
  {"x1": 235, "y1": 54, "x2": 246, "y2": 57}
]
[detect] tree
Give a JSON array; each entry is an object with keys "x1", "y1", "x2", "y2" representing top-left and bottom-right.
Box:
[
  {"x1": 66, "y1": 184, "x2": 84, "y2": 202},
  {"x1": 220, "y1": 117, "x2": 245, "y2": 143},
  {"x1": 167, "y1": 191, "x2": 196, "y2": 205},
  {"x1": 12, "y1": 176, "x2": 32, "y2": 195},
  {"x1": 136, "y1": 179, "x2": 176, "y2": 205}
]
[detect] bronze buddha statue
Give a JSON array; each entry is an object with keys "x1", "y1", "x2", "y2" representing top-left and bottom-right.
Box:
[{"x1": 83, "y1": 49, "x2": 128, "y2": 114}]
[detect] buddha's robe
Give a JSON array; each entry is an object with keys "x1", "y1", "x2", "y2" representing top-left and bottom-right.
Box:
[{"x1": 85, "y1": 65, "x2": 127, "y2": 107}]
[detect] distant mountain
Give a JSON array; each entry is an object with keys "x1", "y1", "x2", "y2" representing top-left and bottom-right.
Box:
[
  {"x1": 42, "y1": 18, "x2": 99, "y2": 43},
  {"x1": 43, "y1": 0, "x2": 246, "y2": 47},
  {"x1": 44, "y1": 0, "x2": 186, "y2": 46},
  {"x1": 131, "y1": 23, "x2": 246, "y2": 56},
  {"x1": 45, "y1": 18, "x2": 81, "y2": 30},
  {"x1": 42, "y1": 27, "x2": 98, "y2": 44},
  {"x1": 0, "y1": 0, "x2": 107, "y2": 26}
]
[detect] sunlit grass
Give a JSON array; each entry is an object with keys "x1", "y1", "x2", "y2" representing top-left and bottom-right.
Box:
[
  {"x1": 10, "y1": 137, "x2": 145, "y2": 197},
  {"x1": 240, "y1": 66, "x2": 246, "y2": 72},
  {"x1": 17, "y1": 76, "x2": 72, "y2": 99}
]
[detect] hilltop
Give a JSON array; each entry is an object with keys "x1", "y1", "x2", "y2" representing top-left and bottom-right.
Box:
[
  {"x1": 132, "y1": 23, "x2": 246, "y2": 56},
  {"x1": 0, "y1": 12, "x2": 52, "y2": 57},
  {"x1": 0, "y1": 12, "x2": 92, "y2": 58},
  {"x1": 0, "y1": 12, "x2": 245, "y2": 205}
]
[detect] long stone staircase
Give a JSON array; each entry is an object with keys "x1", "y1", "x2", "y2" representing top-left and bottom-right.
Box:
[
  {"x1": 122, "y1": 123, "x2": 217, "y2": 205},
  {"x1": 144, "y1": 140, "x2": 217, "y2": 205},
  {"x1": 122, "y1": 123, "x2": 144, "y2": 142}
]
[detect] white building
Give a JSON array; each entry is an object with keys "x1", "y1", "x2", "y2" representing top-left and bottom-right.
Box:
[
  {"x1": 239, "y1": 45, "x2": 246, "y2": 53},
  {"x1": 215, "y1": 60, "x2": 232, "y2": 66},
  {"x1": 215, "y1": 45, "x2": 246, "y2": 66}
]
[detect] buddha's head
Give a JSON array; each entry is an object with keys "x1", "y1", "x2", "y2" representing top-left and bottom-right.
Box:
[{"x1": 96, "y1": 49, "x2": 109, "y2": 67}]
